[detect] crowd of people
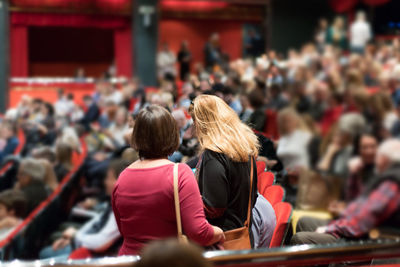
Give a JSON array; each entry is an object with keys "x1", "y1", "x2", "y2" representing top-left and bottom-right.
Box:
[{"x1": 0, "y1": 10, "x2": 399, "y2": 263}]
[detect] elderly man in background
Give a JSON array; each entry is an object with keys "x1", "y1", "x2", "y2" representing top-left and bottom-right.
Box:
[{"x1": 291, "y1": 139, "x2": 400, "y2": 245}]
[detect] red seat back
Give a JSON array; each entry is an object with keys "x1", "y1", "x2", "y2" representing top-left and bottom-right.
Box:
[
  {"x1": 269, "y1": 202, "x2": 293, "y2": 248},
  {"x1": 263, "y1": 109, "x2": 279, "y2": 140},
  {"x1": 257, "y1": 172, "x2": 275, "y2": 195},
  {"x1": 14, "y1": 129, "x2": 25, "y2": 155},
  {"x1": 256, "y1": 161, "x2": 266, "y2": 176},
  {"x1": 262, "y1": 185, "x2": 284, "y2": 206}
]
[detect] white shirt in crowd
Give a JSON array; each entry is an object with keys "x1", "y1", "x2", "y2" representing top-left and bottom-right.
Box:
[
  {"x1": 276, "y1": 130, "x2": 312, "y2": 170},
  {"x1": 74, "y1": 211, "x2": 120, "y2": 250},
  {"x1": 350, "y1": 20, "x2": 371, "y2": 48},
  {"x1": 157, "y1": 50, "x2": 177, "y2": 78}
]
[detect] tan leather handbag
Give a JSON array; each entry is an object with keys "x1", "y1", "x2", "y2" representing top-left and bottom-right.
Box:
[
  {"x1": 223, "y1": 158, "x2": 254, "y2": 250},
  {"x1": 173, "y1": 163, "x2": 189, "y2": 244}
]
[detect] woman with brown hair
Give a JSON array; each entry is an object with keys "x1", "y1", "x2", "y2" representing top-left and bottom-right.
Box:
[
  {"x1": 112, "y1": 105, "x2": 224, "y2": 256},
  {"x1": 190, "y1": 95, "x2": 260, "y2": 245}
]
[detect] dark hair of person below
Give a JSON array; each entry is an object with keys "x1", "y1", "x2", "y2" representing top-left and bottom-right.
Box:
[
  {"x1": 0, "y1": 190, "x2": 27, "y2": 218},
  {"x1": 131, "y1": 105, "x2": 179, "y2": 160},
  {"x1": 108, "y1": 159, "x2": 130, "y2": 178},
  {"x1": 135, "y1": 239, "x2": 213, "y2": 267}
]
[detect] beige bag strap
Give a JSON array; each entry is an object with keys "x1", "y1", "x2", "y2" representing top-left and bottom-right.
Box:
[
  {"x1": 244, "y1": 157, "x2": 254, "y2": 227},
  {"x1": 173, "y1": 163, "x2": 184, "y2": 239}
]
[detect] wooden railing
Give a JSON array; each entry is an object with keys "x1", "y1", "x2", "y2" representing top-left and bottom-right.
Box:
[{"x1": 1, "y1": 239, "x2": 400, "y2": 267}]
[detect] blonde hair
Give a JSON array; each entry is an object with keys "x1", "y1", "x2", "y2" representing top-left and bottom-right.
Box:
[
  {"x1": 190, "y1": 95, "x2": 259, "y2": 162},
  {"x1": 277, "y1": 108, "x2": 309, "y2": 136}
]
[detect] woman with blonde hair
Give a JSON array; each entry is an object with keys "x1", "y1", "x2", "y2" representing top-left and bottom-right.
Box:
[
  {"x1": 276, "y1": 107, "x2": 312, "y2": 171},
  {"x1": 190, "y1": 95, "x2": 265, "y2": 247}
]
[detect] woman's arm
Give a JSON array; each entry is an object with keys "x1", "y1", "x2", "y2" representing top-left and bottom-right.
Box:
[
  {"x1": 178, "y1": 164, "x2": 224, "y2": 246},
  {"x1": 200, "y1": 158, "x2": 229, "y2": 219}
]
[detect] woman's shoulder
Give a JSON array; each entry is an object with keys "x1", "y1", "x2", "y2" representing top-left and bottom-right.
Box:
[{"x1": 202, "y1": 149, "x2": 230, "y2": 165}]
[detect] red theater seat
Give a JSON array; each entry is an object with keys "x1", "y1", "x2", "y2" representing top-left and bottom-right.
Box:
[
  {"x1": 14, "y1": 129, "x2": 25, "y2": 155},
  {"x1": 263, "y1": 185, "x2": 284, "y2": 206},
  {"x1": 257, "y1": 172, "x2": 275, "y2": 195},
  {"x1": 269, "y1": 202, "x2": 293, "y2": 248},
  {"x1": 263, "y1": 109, "x2": 279, "y2": 140},
  {"x1": 256, "y1": 161, "x2": 266, "y2": 176}
]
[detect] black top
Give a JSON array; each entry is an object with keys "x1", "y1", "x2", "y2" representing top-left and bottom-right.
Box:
[
  {"x1": 21, "y1": 180, "x2": 48, "y2": 217},
  {"x1": 247, "y1": 108, "x2": 266, "y2": 132},
  {"x1": 198, "y1": 149, "x2": 258, "y2": 232}
]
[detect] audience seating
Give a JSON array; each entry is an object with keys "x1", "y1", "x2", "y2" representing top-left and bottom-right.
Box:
[
  {"x1": 257, "y1": 172, "x2": 275, "y2": 196},
  {"x1": 14, "y1": 129, "x2": 25, "y2": 155},
  {"x1": 256, "y1": 161, "x2": 266, "y2": 176},
  {"x1": 262, "y1": 185, "x2": 285, "y2": 206},
  {"x1": 0, "y1": 136, "x2": 87, "y2": 260},
  {"x1": 269, "y1": 202, "x2": 293, "y2": 248},
  {"x1": 263, "y1": 109, "x2": 279, "y2": 140}
]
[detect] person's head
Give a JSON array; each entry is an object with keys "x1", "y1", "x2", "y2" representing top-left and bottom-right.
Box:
[
  {"x1": 162, "y1": 42, "x2": 170, "y2": 51},
  {"x1": 0, "y1": 190, "x2": 26, "y2": 220},
  {"x1": 189, "y1": 95, "x2": 259, "y2": 162},
  {"x1": 278, "y1": 108, "x2": 303, "y2": 136},
  {"x1": 132, "y1": 105, "x2": 179, "y2": 160},
  {"x1": 137, "y1": 239, "x2": 212, "y2": 267},
  {"x1": 75, "y1": 67, "x2": 85, "y2": 78},
  {"x1": 67, "y1": 93, "x2": 74, "y2": 101},
  {"x1": 181, "y1": 40, "x2": 189, "y2": 50},
  {"x1": 376, "y1": 139, "x2": 400, "y2": 173},
  {"x1": 172, "y1": 109, "x2": 187, "y2": 130},
  {"x1": 0, "y1": 121, "x2": 16, "y2": 139},
  {"x1": 41, "y1": 102, "x2": 54, "y2": 117},
  {"x1": 32, "y1": 146, "x2": 56, "y2": 164},
  {"x1": 105, "y1": 160, "x2": 129, "y2": 196},
  {"x1": 210, "y1": 33, "x2": 220, "y2": 46},
  {"x1": 333, "y1": 16, "x2": 345, "y2": 29},
  {"x1": 358, "y1": 133, "x2": 378, "y2": 165},
  {"x1": 247, "y1": 89, "x2": 264, "y2": 110},
  {"x1": 356, "y1": 10, "x2": 366, "y2": 22},
  {"x1": 115, "y1": 107, "x2": 128, "y2": 126},
  {"x1": 319, "y1": 18, "x2": 328, "y2": 29},
  {"x1": 57, "y1": 88, "x2": 65, "y2": 100},
  {"x1": 83, "y1": 95, "x2": 93, "y2": 107},
  {"x1": 33, "y1": 98, "x2": 43, "y2": 112},
  {"x1": 55, "y1": 142, "x2": 73, "y2": 169},
  {"x1": 17, "y1": 158, "x2": 46, "y2": 187}
]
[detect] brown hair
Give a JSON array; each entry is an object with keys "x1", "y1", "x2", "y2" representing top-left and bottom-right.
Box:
[
  {"x1": 56, "y1": 142, "x2": 73, "y2": 171},
  {"x1": 0, "y1": 190, "x2": 27, "y2": 218},
  {"x1": 131, "y1": 105, "x2": 179, "y2": 159},
  {"x1": 137, "y1": 239, "x2": 212, "y2": 267}
]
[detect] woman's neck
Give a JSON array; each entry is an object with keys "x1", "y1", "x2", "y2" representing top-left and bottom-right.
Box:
[{"x1": 128, "y1": 158, "x2": 172, "y2": 169}]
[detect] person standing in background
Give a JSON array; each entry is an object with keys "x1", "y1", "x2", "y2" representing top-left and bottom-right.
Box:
[
  {"x1": 204, "y1": 33, "x2": 222, "y2": 71},
  {"x1": 178, "y1": 41, "x2": 192, "y2": 81},
  {"x1": 157, "y1": 42, "x2": 177, "y2": 80},
  {"x1": 350, "y1": 11, "x2": 372, "y2": 54},
  {"x1": 315, "y1": 18, "x2": 328, "y2": 53},
  {"x1": 326, "y1": 16, "x2": 347, "y2": 50}
]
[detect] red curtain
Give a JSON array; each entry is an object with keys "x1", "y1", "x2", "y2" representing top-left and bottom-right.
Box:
[
  {"x1": 114, "y1": 28, "x2": 133, "y2": 77},
  {"x1": 329, "y1": 0, "x2": 391, "y2": 12},
  {"x1": 10, "y1": 25, "x2": 28, "y2": 77},
  {"x1": 161, "y1": 1, "x2": 229, "y2": 11},
  {"x1": 11, "y1": 0, "x2": 131, "y2": 14},
  {"x1": 10, "y1": 12, "x2": 132, "y2": 78},
  {"x1": 329, "y1": 0, "x2": 358, "y2": 13},
  {"x1": 11, "y1": 12, "x2": 130, "y2": 28}
]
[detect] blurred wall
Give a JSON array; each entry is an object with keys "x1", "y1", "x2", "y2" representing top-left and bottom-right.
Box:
[{"x1": 270, "y1": 0, "x2": 332, "y2": 55}]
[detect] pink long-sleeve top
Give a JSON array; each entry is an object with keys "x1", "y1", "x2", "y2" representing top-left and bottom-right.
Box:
[{"x1": 112, "y1": 163, "x2": 214, "y2": 255}]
